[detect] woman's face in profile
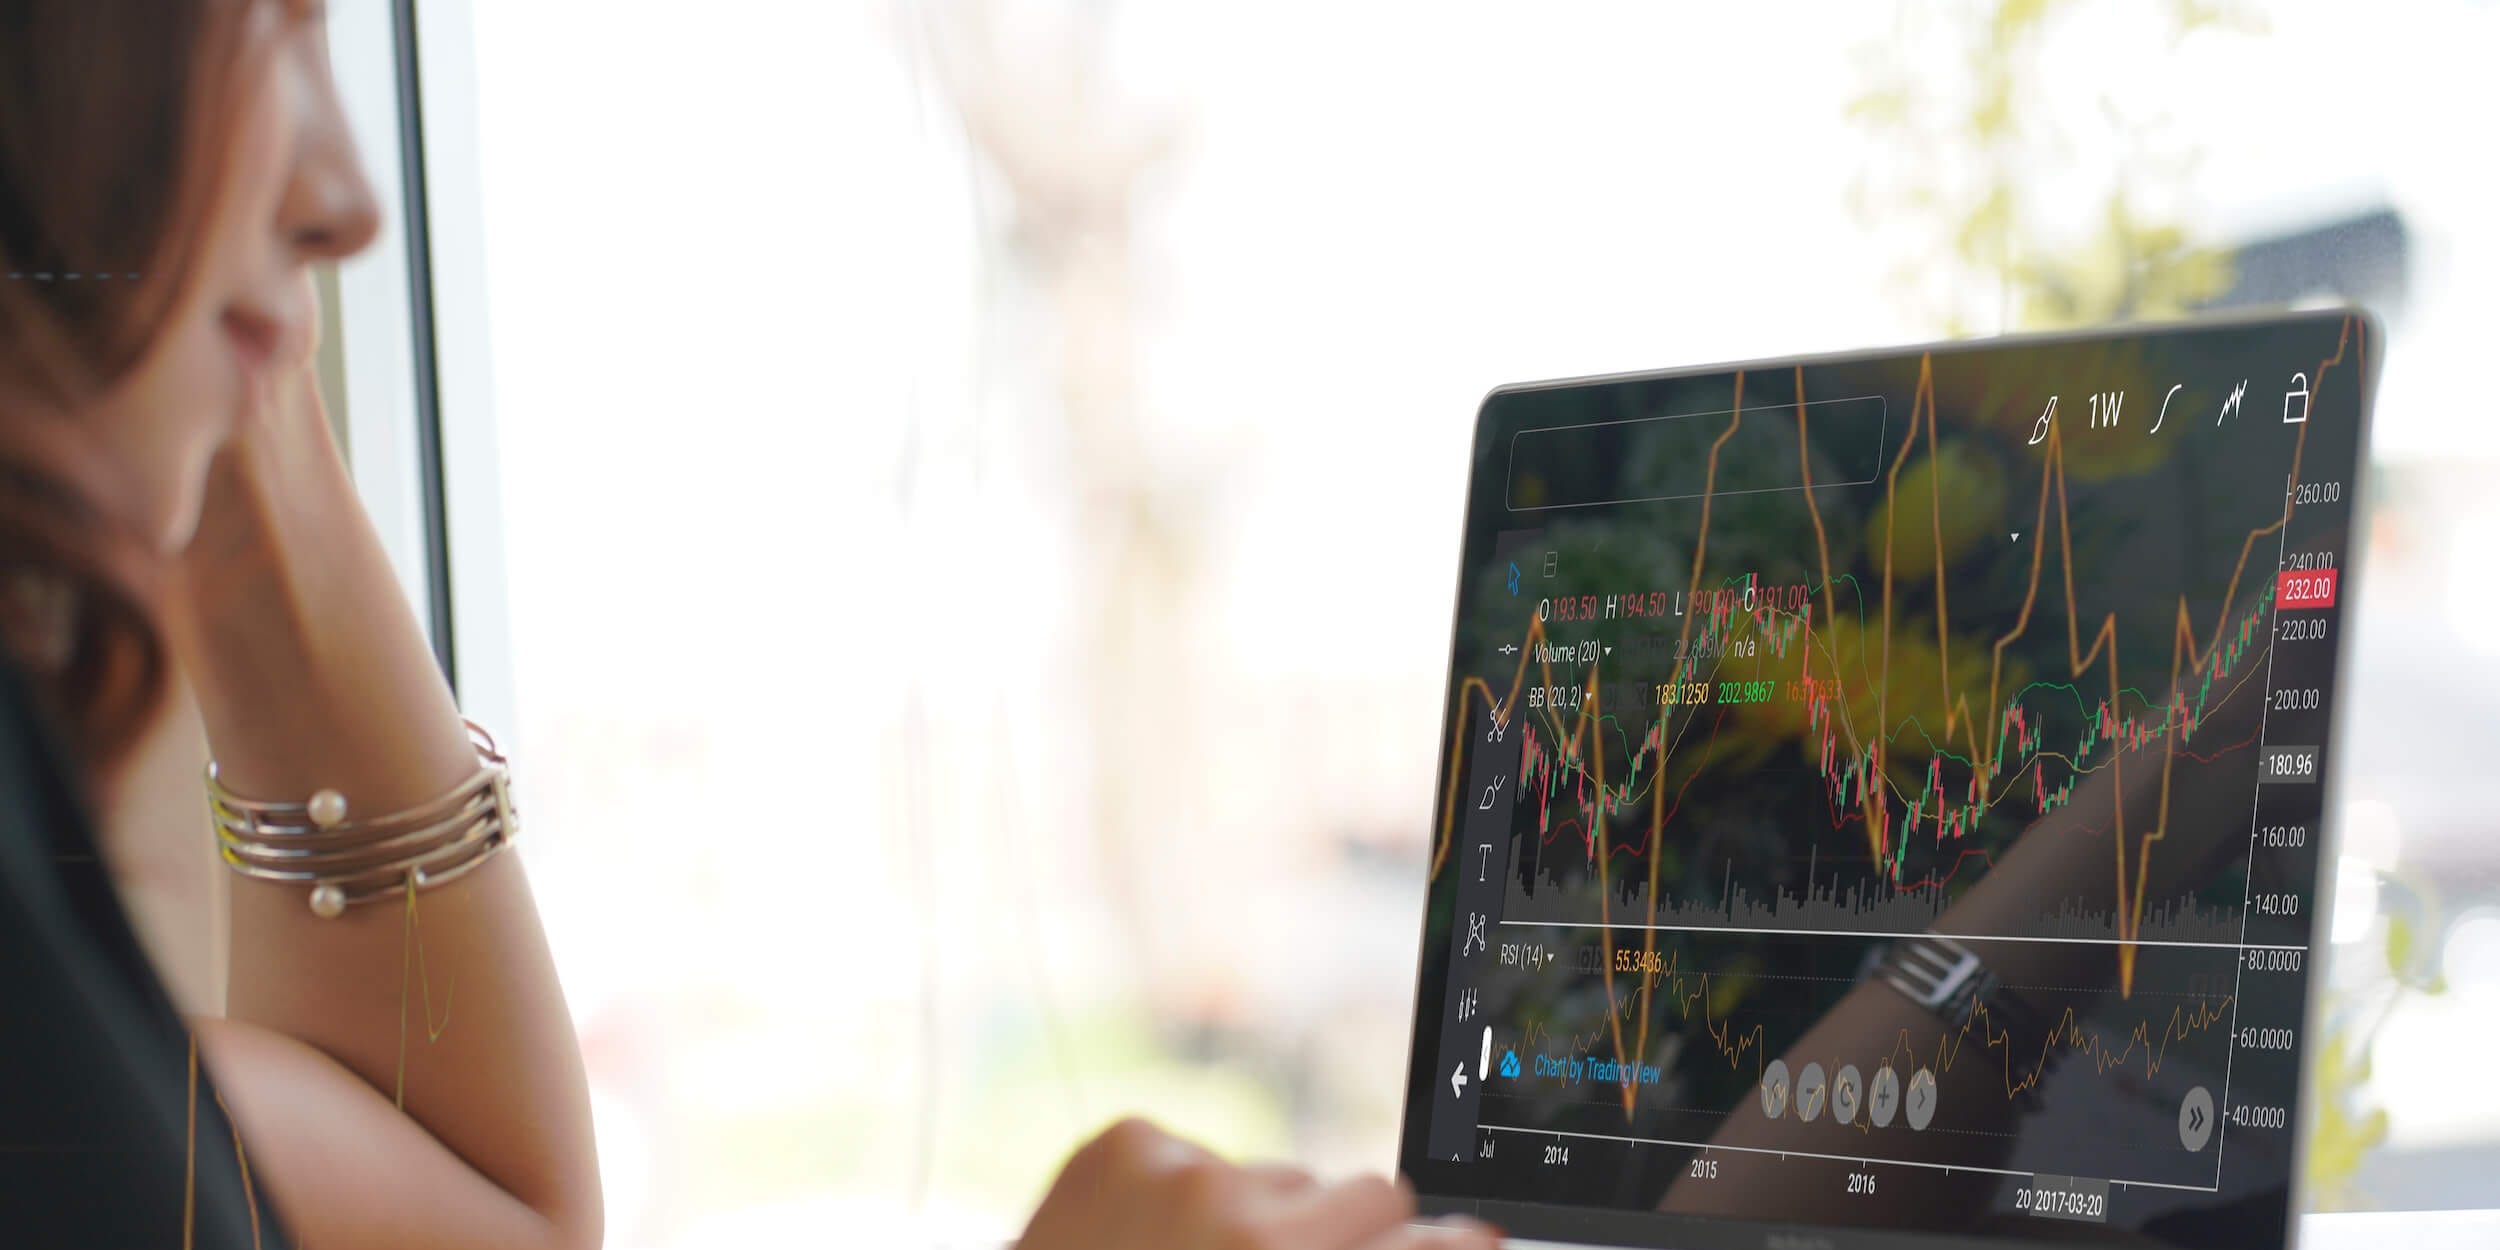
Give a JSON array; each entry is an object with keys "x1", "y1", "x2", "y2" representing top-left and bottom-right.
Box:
[{"x1": 82, "y1": 0, "x2": 378, "y2": 551}]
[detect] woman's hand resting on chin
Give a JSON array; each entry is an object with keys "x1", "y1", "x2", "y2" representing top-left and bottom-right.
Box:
[{"x1": 1020, "y1": 1119, "x2": 1498, "y2": 1250}]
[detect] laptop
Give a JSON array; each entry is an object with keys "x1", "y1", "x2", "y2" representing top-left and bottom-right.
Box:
[{"x1": 1398, "y1": 309, "x2": 2379, "y2": 1250}]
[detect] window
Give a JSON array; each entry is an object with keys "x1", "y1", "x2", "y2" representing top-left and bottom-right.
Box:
[{"x1": 330, "y1": 3, "x2": 2500, "y2": 1242}]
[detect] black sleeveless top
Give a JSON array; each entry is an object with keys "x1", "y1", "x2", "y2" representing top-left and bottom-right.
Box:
[{"x1": 0, "y1": 659, "x2": 285, "y2": 1248}]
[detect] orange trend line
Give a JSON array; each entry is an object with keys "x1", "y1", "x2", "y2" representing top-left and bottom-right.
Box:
[
  {"x1": 395, "y1": 880, "x2": 457, "y2": 1110},
  {"x1": 1435, "y1": 316, "x2": 2358, "y2": 1101},
  {"x1": 1625, "y1": 374, "x2": 1751, "y2": 1111},
  {"x1": 215, "y1": 1090, "x2": 265, "y2": 1250},
  {"x1": 185, "y1": 1030, "x2": 198, "y2": 1250},
  {"x1": 1886, "y1": 991, "x2": 2236, "y2": 1104},
  {"x1": 1974, "y1": 318, "x2": 2350, "y2": 993},
  {"x1": 1797, "y1": 366, "x2": 1843, "y2": 653},
  {"x1": 1522, "y1": 947, "x2": 1768, "y2": 1076}
]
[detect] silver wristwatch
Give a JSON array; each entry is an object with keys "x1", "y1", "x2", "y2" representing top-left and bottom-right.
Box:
[{"x1": 1873, "y1": 934, "x2": 2056, "y2": 1109}]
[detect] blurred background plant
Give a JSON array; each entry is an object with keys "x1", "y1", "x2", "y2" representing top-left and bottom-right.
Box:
[
  {"x1": 2303, "y1": 874, "x2": 2452, "y2": 1209},
  {"x1": 1846, "y1": 0, "x2": 2259, "y2": 333}
]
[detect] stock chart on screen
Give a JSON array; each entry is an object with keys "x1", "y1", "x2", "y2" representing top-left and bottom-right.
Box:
[{"x1": 1400, "y1": 312, "x2": 2375, "y2": 1250}]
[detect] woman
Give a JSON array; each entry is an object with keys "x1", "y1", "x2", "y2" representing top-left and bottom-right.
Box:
[{"x1": 0, "y1": 4, "x2": 1498, "y2": 1248}]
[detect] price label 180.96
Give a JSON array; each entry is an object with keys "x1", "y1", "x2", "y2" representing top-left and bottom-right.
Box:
[{"x1": 2260, "y1": 746, "x2": 2319, "y2": 784}]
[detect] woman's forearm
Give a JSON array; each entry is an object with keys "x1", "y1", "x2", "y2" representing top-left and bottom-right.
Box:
[
  {"x1": 164, "y1": 377, "x2": 599, "y2": 1248},
  {"x1": 95, "y1": 679, "x2": 225, "y2": 1016}
]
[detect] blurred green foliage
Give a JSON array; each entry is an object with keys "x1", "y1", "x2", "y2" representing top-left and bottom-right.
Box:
[
  {"x1": 2304, "y1": 882, "x2": 2448, "y2": 1210},
  {"x1": 1846, "y1": 0, "x2": 2261, "y2": 334}
]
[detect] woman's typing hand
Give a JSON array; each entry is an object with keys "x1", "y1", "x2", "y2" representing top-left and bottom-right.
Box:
[{"x1": 1021, "y1": 1119, "x2": 1499, "y2": 1250}]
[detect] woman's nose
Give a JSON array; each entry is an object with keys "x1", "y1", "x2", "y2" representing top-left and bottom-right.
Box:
[{"x1": 280, "y1": 72, "x2": 381, "y2": 263}]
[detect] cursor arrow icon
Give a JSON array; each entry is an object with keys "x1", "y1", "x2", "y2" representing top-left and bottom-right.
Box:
[{"x1": 1451, "y1": 1063, "x2": 1470, "y2": 1099}]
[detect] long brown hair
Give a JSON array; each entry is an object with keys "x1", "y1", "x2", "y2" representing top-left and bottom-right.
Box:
[{"x1": 0, "y1": 0, "x2": 254, "y2": 772}]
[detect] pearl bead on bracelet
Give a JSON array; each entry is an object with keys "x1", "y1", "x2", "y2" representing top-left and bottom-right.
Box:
[{"x1": 308, "y1": 788, "x2": 348, "y2": 829}]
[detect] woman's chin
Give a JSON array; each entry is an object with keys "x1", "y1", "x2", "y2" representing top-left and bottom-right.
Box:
[
  {"x1": 153, "y1": 500, "x2": 206, "y2": 559},
  {"x1": 135, "y1": 446, "x2": 217, "y2": 559}
]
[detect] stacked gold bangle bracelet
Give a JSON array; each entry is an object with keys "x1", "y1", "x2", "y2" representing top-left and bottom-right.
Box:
[{"x1": 209, "y1": 720, "x2": 519, "y2": 918}]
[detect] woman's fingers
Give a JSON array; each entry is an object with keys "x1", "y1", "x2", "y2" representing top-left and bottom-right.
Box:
[
  {"x1": 1359, "y1": 1217, "x2": 1506, "y2": 1250},
  {"x1": 1019, "y1": 1118, "x2": 1500, "y2": 1250},
  {"x1": 1023, "y1": 1118, "x2": 1197, "y2": 1247},
  {"x1": 1239, "y1": 1161, "x2": 1320, "y2": 1195},
  {"x1": 1270, "y1": 1173, "x2": 1421, "y2": 1249}
]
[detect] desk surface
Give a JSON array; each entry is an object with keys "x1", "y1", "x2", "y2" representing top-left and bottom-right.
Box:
[{"x1": 2301, "y1": 1210, "x2": 2500, "y2": 1248}]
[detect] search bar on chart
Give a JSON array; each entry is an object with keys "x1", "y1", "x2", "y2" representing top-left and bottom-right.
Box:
[{"x1": 1505, "y1": 394, "x2": 1888, "y2": 511}]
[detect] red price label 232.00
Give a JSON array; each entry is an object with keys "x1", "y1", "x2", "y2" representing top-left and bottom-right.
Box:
[{"x1": 2277, "y1": 569, "x2": 2338, "y2": 610}]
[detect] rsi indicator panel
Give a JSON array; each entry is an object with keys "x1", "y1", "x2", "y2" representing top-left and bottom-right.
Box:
[{"x1": 1403, "y1": 313, "x2": 2371, "y2": 1250}]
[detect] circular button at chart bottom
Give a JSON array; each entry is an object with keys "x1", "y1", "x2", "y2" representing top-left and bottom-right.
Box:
[
  {"x1": 1905, "y1": 1067, "x2": 1938, "y2": 1131},
  {"x1": 1833, "y1": 1065, "x2": 1862, "y2": 1126},
  {"x1": 2180, "y1": 1086, "x2": 2215, "y2": 1152},
  {"x1": 1796, "y1": 1063, "x2": 1828, "y2": 1123},
  {"x1": 1760, "y1": 1059, "x2": 1791, "y2": 1120},
  {"x1": 1868, "y1": 1065, "x2": 1902, "y2": 1128}
]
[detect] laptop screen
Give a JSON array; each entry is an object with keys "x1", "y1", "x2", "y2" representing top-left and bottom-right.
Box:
[{"x1": 1401, "y1": 311, "x2": 2376, "y2": 1250}]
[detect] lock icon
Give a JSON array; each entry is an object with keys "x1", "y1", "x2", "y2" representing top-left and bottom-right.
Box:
[{"x1": 2283, "y1": 372, "x2": 2310, "y2": 424}]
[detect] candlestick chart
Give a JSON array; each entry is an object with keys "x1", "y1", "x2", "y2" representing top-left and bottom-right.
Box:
[{"x1": 1497, "y1": 569, "x2": 2277, "y2": 947}]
